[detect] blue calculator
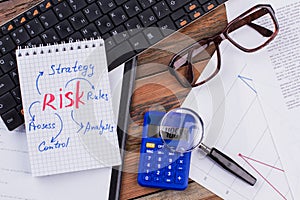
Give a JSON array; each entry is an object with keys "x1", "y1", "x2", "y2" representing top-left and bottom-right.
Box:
[{"x1": 137, "y1": 111, "x2": 191, "y2": 190}]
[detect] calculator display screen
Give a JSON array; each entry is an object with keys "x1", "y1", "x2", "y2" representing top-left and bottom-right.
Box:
[{"x1": 160, "y1": 126, "x2": 189, "y2": 141}]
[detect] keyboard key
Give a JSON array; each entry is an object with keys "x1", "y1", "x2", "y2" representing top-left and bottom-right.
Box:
[
  {"x1": 198, "y1": 0, "x2": 209, "y2": 4},
  {"x1": 110, "y1": 25, "x2": 129, "y2": 43},
  {"x1": 152, "y1": 1, "x2": 171, "y2": 19},
  {"x1": 138, "y1": 0, "x2": 156, "y2": 9},
  {"x1": 123, "y1": 0, "x2": 142, "y2": 17},
  {"x1": 97, "y1": 0, "x2": 117, "y2": 14},
  {"x1": 11, "y1": 27, "x2": 30, "y2": 45},
  {"x1": 103, "y1": 33, "x2": 116, "y2": 50},
  {"x1": 139, "y1": 9, "x2": 157, "y2": 26},
  {"x1": 115, "y1": 0, "x2": 127, "y2": 5},
  {"x1": 16, "y1": 104, "x2": 23, "y2": 115},
  {"x1": 69, "y1": 12, "x2": 89, "y2": 30},
  {"x1": 26, "y1": 7, "x2": 40, "y2": 19},
  {"x1": 175, "y1": 16, "x2": 191, "y2": 28},
  {"x1": 67, "y1": 0, "x2": 87, "y2": 12},
  {"x1": 189, "y1": 8, "x2": 204, "y2": 20},
  {"x1": 55, "y1": 20, "x2": 74, "y2": 38},
  {"x1": 11, "y1": 86, "x2": 21, "y2": 104},
  {"x1": 185, "y1": 0, "x2": 199, "y2": 12},
  {"x1": 83, "y1": 3, "x2": 102, "y2": 22},
  {"x1": 157, "y1": 16, "x2": 176, "y2": 36},
  {"x1": 129, "y1": 32, "x2": 149, "y2": 52},
  {"x1": 1, "y1": 109, "x2": 23, "y2": 131},
  {"x1": 25, "y1": 18, "x2": 44, "y2": 37},
  {"x1": 54, "y1": 2, "x2": 73, "y2": 20},
  {"x1": 165, "y1": 0, "x2": 190, "y2": 11},
  {"x1": 170, "y1": 8, "x2": 185, "y2": 21},
  {"x1": 81, "y1": 24, "x2": 101, "y2": 38},
  {"x1": 0, "y1": 35, "x2": 16, "y2": 55},
  {"x1": 67, "y1": 32, "x2": 83, "y2": 42},
  {"x1": 0, "y1": 75, "x2": 15, "y2": 96},
  {"x1": 0, "y1": 54, "x2": 16, "y2": 73},
  {"x1": 13, "y1": 15, "x2": 27, "y2": 27},
  {"x1": 9, "y1": 69, "x2": 19, "y2": 85},
  {"x1": 95, "y1": 15, "x2": 114, "y2": 34},
  {"x1": 39, "y1": 10, "x2": 59, "y2": 28},
  {"x1": 143, "y1": 27, "x2": 163, "y2": 45},
  {"x1": 26, "y1": 36, "x2": 43, "y2": 48},
  {"x1": 0, "y1": 93, "x2": 16, "y2": 115},
  {"x1": 107, "y1": 41, "x2": 135, "y2": 70},
  {"x1": 41, "y1": 28, "x2": 60, "y2": 44},
  {"x1": 124, "y1": 17, "x2": 143, "y2": 35},
  {"x1": 109, "y1": 7, "x2": 128, "y2": 26},
  {"x1": 202, "y1": 0, "x2": 217, "y2": 12},
  {"x1": 216, "y1": 0, "x2": 226, "y2": 4},
  {"x1": 39, "y1": 1, "x2": 53, "y2": 12}
]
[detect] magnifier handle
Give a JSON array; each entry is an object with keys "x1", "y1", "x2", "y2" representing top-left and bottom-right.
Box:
[{"x1": 208, "y1": 147, "x2": 257, "y2": 186}]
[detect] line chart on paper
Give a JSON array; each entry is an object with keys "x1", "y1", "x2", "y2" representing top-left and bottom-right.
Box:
[{"x1": 183, "y1": 43, "x2": 293, "y2": 200}]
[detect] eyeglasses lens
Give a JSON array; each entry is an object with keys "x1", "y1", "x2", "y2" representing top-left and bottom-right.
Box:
[
  {"x1": 173, "y1": 42, "x2": 218, "y2": 87},
  {"x1": 227, "y1": 7, "x2": 277, "y2": 50}
]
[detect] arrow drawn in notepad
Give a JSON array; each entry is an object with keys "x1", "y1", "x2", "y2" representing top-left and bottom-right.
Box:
[
  {"x1": 238, "y1": 153, "x2": 287, "y2": 200},
  {"x1": 71, "y1": 110, "x2": 84, "y2": 133},
  {"x1": 65, "y1": 78, "x2": 95, "y2": 90},
  {"x1": 238, "y1": 75, "x2": 257, "y2": 94},
  {"x1": 50, "y1": 113, "x2": 63, "y2": 142},
  {"x1": 36, "y1": 71, "x2": 44, "y2": 95},
  {"x1": 28, "y1": 101, "x2": 40, "y2": 121}
]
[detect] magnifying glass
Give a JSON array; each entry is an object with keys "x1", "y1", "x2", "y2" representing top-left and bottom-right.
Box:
[{"x1": 159, "y1": 107, "x2": 257, "y2": 186}]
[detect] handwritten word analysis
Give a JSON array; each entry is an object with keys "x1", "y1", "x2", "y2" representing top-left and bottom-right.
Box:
[
  {"x1": 48, "y1": 61, "x2": 94, "y2": 77},
  {"x1": 83, "y1": 120, "x2": 114, "y2": 135}
]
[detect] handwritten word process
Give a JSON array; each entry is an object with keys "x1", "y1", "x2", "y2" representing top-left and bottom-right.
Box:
[{"x1": 17, "y1": 39, "x2": 121, "y2": 176}]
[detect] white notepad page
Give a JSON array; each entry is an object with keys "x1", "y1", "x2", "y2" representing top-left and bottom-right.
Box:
[{"x1": 16, "y1": 39, "x2": 121, "y2": 176}]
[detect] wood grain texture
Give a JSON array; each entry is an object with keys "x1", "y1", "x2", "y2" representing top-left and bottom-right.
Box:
[{"x1": 120, "y1": 4, "x2": 227, "y2": 200}]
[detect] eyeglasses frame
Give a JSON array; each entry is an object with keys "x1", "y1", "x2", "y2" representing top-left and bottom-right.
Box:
[{"x1": 169, "y1": 4, "x2": 279, "y2": 88}]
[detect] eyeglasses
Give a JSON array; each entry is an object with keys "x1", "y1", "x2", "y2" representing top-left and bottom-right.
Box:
[{"x1": 168, "y1": 4, "x2": 279, "y2": 88}]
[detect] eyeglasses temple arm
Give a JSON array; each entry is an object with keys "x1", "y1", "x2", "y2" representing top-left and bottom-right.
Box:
[{"x1": 228, "y1": 8, "x2": 274, "y2": 37}]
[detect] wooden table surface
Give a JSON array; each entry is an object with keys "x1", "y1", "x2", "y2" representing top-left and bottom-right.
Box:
[{"x1": 0, "y1": 1, "x2": 227, "y2": 199}]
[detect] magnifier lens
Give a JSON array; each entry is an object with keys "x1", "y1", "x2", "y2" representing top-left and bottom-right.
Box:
[{"x1": 159, "y1": 108, "x2": 204, "y2": 153}]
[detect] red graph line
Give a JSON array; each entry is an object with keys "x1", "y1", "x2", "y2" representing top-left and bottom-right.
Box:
[
  {"x1": 238, "y1": 153, "x2": 287, "y2": 200},
  {"x1": 240, "y1": 154, "x2": 284, "y2": 172}
]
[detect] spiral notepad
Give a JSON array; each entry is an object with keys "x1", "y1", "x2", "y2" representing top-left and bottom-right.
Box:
[{"x1": 16, "y1": 39, "x2": 121, "y2": 176}]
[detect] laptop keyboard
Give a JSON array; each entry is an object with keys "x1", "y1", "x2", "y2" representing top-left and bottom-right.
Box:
[{"x1": 0, "y1": 0, "x2": 227, "y2": 130}]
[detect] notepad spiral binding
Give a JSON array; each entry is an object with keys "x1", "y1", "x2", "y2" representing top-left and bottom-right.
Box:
[{"x1": 17, "y1": 38, "x2": 104, "y2": 57}]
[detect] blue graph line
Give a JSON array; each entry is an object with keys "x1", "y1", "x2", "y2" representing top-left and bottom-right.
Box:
[{"x1": 238, "y1": 75, "x2": 257, "y2": 94}]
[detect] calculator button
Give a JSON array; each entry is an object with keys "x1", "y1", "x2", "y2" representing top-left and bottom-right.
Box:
[
  {"x1": 145, "y1": 154, "x2": 153, "y2": 161},
  {"x1": 167, "y1": 164, "x2": 172, "y2": 170},
  {"x1": 164, "y1": 177, "x2": 173, "y2": 183},
  {"x1": 165, "y1": 171, "x2": 173, "y2": 177},
  {"x1": 156, "y1": 163, "x2": 162, "y2": 169},
  {"x1": 157, "y1": 150, "x2": 165, "y2": 155},
  {"x1": 146, "y1": 149, "x2": 154, "y2": 154},
  {"x1": 143, "y1": 175, "x2": 151, "y2": 181},
  {"x1": 145, "y1": 162, "x2": 152, "y2": 168},
  {"x1": 177, "y1": 158, "x2": 184, "y2": 164},
  {"x1": 153, "y1": 176, "x2": 161, "y2": 182},
  {"x1": 157, "y1": 156, "x2": 163, "y2": 162},
  {"x1": 146, "y1": 142, "x2": 155, "y2": 148},
  {"x1": 168, "y1": 157, "x2": 174, "y2": 164},
  {"x1": 157, "y1": 144, "x2": 164, "y2": 149},
  {"x1": 177, "y1": 165, "x2": 184, "y2": 171},
  {"x1": 175, "y1": 173, "x2": 184, "y2": 184},
  {"x1": 155, "y1": 170, "x2": 162, "y2": 176}
]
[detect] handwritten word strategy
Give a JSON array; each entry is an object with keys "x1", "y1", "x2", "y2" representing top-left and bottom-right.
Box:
[{"x1": 28, "y1": 60, "x2": 115, "y2": 153}]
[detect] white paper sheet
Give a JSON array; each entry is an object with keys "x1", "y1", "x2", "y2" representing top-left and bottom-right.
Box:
[
  {"x1": 184, "y1": 1, "x2": 293, "y2": 199},
  {"x1": 0, "y1": 64, "x2": 124, "y2": 200},
  {"x1": 245, "y1": 0, "x2": 300, "y2": 199}
]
